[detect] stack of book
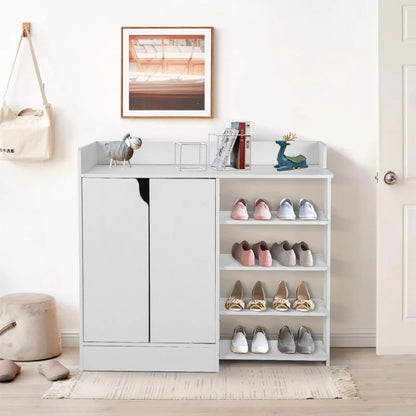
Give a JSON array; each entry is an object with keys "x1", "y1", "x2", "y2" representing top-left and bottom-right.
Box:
[
  {"x1": 230, "y1": 121, "x2": 251, "y2": 169},
  {"x1": 211, "y1": 121, "x2": 251, "y2": 170}
]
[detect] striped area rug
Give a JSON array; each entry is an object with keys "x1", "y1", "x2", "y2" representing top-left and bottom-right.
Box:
[{"x1": 43, "y1": 365, "x2": 358, "y2": 400}]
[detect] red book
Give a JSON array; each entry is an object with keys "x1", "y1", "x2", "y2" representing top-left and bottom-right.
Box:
[{"x1": 238, "y1": 122, "x2": 245, "y2": 169}]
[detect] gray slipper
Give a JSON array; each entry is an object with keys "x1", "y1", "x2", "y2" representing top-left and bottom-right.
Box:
[
  {"x1": 0, "y1": 359, "x2": 21, "y2": 382},
  {"x1": 278, "y1": 325, "x2": 296, "y2": 354},
  {"x1": 297, "y1": 326, "x2": 315, "y2": 354},
  {"x1": 38, "y1": 360, "x2": 69, "y2": 381}
]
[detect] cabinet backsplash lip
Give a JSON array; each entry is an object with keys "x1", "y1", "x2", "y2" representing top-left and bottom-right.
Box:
[{"x1": 79, "y1": 140, "x2": 333, "y2": 178}]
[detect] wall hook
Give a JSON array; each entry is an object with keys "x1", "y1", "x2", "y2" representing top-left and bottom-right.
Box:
[{"x1": 22, "y1": 22, "x2": 30, "y2": 37}]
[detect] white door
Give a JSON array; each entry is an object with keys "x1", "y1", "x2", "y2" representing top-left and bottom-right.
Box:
[
  {"x1": 82, "y1": 178, "x2": 149, "y2": 343},
  {"x1": 149, "y1": 179, "x2": 216, "y2": 343},
  {"x1": 378, "y1": 0, "x2": 416, "y2": 354}
]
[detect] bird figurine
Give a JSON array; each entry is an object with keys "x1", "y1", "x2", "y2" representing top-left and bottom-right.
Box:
[
  {"x1": 274, "y1": 132, "x2": 308, "y2": 171},
  {"x1": 104, "y1": 133, "x2": 142, "y2": 168}
]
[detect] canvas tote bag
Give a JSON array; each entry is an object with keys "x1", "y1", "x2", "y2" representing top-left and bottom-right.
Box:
[{"x1": 0, "y1": 29, "x2": 53, "y2": 161}]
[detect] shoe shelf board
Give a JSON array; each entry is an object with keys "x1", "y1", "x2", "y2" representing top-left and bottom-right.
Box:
[
  {"x1": 219, "y1": 340, "x2": 327, "y2": 361},
  {"x1": 219, "y1": 211, "x2": 328, "y2": 225},
  {"x1": 219, "y1": 254, "x2": 328, "y2": 271},
  {"x1": 81, "y1": 164, "x2": 333, "y2": 180},
  {"x1": 219, "y1": 298, "x2": 327, "y2": 317}
]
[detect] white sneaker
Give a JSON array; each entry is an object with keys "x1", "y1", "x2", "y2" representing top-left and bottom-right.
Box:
[
  {"x1": 251, "y1": 327, "x2": 269, "y2": 354},
  {"x1": 277, "y1": 198, "x2": 296, "y2": 220},
  {"x1": 231, "y1": 326, "x2": 248, "y2": 354},
  {"x1": 298, "y1": 198, "x2": 317, "y2": 220}
]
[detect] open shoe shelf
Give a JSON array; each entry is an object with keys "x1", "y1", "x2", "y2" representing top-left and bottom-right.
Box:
[
  {"x1": 217, "y1": 139, "x2": 332, "y2": 365},
  {"x1": 220, "y1": 211, "x2": 328, "y2": 225},
  {"x1": 219, "y1": 340, "x2": 327, "y2": 361},
  {"x1": 219, "y1": 254, "x2": 328, "y2": 271},
  {"x1": 219, "y1": 298, "x2": 327, "y2": 316}
]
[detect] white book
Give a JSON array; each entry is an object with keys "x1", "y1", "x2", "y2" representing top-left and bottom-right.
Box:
[{"x1": 211, "y1": 128, "x2": 239, "y2": 169}]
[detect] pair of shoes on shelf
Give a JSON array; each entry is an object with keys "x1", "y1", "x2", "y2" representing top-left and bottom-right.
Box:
[
  {"x1": 225, "y1": 280, "x2": 267, "y2": 311},
  {"x1": 226, "y1": 280, "x2": 315, "y2": 312},
  {"x1": 278, "y1": 325, "x2": 315, "y2": 354},
  {"x1": 232, "y1": 240, "x2": 272, "y2": 267},
  {"x1": 231, "y1": 198, "x2": 318, "y2": 221},
  {"x1": 277, "y1": 198, "x2": 317, "y2": 220},
  {"x1": 272, "y1": 241, "x2": 313, "y2": 267},
  {"x1": 231, "y1": 325, "x2": 315, "y2": 355},
  {"x1": 272, "y1": 281, "x2": 315, "y2": 312},
  {"x1": 231, "y1": 198, "x2": 271, "y2": 220},
  {"x1": 231, "y1": 326, "x2": 269, "y2": 354}
]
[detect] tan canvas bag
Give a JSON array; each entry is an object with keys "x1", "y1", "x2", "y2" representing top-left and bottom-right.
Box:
[{"x1": 0, "y1": 29, "x2": 53, "y2": 161}]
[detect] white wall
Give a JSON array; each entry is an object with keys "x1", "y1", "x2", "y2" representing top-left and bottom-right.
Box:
[{"x1": 0, "y1": 0, "x2": 377, "y2": 345}]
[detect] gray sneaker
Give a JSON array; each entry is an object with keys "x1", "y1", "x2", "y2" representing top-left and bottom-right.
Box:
[
  {"x1": 271, "y1": 241, "x2": 296, "y2": 267},
  {"x1": 297, "y1": 326, "x2": 315, "y2": 354},
  {"x1": 278, "y1": 325, "x2": 296, "y2": 354},
  {"x1": 292, "y1": 241, "x2": 314, "y2": 267}
]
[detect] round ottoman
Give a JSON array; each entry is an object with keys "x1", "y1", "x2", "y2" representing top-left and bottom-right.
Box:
[{"x1": 0, "y1": 293, "x2": 61, "y2": 361}]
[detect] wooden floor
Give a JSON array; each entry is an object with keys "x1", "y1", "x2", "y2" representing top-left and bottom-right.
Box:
[{"x1": 0, "y1": 347, "x2": 415, "y2": 416}]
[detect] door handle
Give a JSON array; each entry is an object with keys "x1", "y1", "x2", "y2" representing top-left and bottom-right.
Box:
[{"x1": 384, "y1": 171, "x2": 397, "y2": 185}]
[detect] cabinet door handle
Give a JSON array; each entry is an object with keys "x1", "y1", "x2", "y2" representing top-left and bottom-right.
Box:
[{"x1": 136, "y1": 178, "x2": 149, "y2": 204}]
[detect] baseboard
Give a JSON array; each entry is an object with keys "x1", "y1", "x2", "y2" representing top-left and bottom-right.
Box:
[
  {"x1": 62, "y1": 329, "x2": 376, "y2": 349},
  {"x1": 330, "y1": 328, "x2": 376, "y2": 348},
  {"x1": 60, "y1": 329, "x2": 80, "y2": 348}
]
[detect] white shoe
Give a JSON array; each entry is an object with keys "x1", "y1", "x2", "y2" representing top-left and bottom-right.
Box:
[
  {"x1": 231, "y1": 326, "x2": 248, "y2": 353},
  {"x1": 298, "y1": 198, "x2": 317, "y2": 220},
  {"x1": 251, "y1": 327, "x2": 269, "y2": 354},
  {"x1": 277, "y1": 198, "x2": 296, "y2": 220}
]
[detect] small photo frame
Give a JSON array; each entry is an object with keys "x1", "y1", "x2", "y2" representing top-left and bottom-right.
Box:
[{"x1": 121, "y1": 27, "x2": 213, "y2": 118}]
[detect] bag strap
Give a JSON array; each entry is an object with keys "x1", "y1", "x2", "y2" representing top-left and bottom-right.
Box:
[{"x1": 2, "y1": 29, "x2": 48, "y2": 105}]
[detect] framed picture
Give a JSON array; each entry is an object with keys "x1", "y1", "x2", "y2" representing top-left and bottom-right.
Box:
[{"x1": 121, "y1": 27, "x2": 213, "y2": 118}]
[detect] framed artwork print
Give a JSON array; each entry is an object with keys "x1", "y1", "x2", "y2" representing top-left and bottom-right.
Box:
[{"x1": 121, "y1": 27, "x2": 213, "y2": 118}]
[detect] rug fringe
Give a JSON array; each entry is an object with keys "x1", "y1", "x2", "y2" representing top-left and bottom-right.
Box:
[
  {"x1": 42, "y1": 366, "x2": 80, "y2": 399},
  {"x1": 329, "y1": 367, "x2": 359, "y2": 400}
]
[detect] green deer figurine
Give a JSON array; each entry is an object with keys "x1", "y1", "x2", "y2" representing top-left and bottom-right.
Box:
[{"x1": 274, "y1": 132, "x2": 308, "y2": 171}]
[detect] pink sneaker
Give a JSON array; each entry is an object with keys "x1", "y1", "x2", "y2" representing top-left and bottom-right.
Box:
[
  {"x1": 253, "y1": 198, "x2": 272, "y2": 220},
  {"x1": 231, "y1": 198, "x2": 249, "y2": 220},
  {"x1": 252, "y1": 241, "x2": 272, "y2": 267},
  {"x1": 232, "y1": 241, "x2": 255, "y2": 266}
]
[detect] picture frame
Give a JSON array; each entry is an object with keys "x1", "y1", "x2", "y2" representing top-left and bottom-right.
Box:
[{"x1": 121, "y1": 27, "x2": 213, "y2": 118}]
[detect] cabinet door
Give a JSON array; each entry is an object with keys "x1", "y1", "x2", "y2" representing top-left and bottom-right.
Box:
[
  {"x1": 82, "y1": 178, "x2": 149, "y2": 343},
  {"x1": 150, "y1": 179, "x2": 216, "y2": 343}
]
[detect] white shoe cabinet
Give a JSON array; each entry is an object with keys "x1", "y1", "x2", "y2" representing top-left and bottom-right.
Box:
[{"x1": 79, "y1": 140, "x2": 332, "y2": 371}]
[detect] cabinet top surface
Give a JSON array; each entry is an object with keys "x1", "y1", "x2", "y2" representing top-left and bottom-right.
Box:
[
  {"x1": 79, "y1": 140, "x2": 333, "y2": 178},
  {"x1": 81, "y1": 164, "x2": 333, "y2": 179}
]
